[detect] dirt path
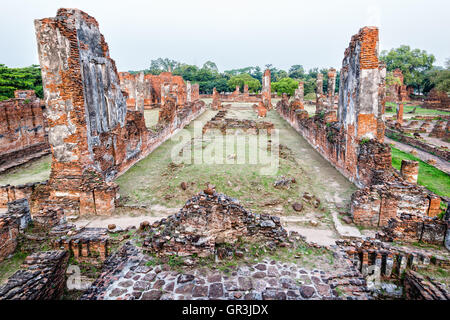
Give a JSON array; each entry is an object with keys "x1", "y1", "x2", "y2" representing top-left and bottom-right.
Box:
[{"x1": 385, "y1": 137, "x2": 450, "y2": 174}]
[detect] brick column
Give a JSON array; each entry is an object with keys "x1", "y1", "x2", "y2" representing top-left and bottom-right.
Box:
[{"x1": 400, "y1": 160, "x2": 419, "y2": 184}]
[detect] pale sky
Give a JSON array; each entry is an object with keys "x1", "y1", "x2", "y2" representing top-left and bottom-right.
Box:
[{"x1": 1, "y1": 0, "x2": 448, "y2": 72}]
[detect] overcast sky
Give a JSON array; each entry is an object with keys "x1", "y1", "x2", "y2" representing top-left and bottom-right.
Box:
[{"x1": 1, "y1": 0, "x2": 448, "y2": 72}]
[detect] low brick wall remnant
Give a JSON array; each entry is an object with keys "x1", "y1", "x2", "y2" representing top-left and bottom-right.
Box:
[{"x1": 0, "y1": 250, "x2": 68, "y2": 300}]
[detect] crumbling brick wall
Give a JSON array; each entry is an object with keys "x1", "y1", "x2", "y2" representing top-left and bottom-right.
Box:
[
  {"x1": 262, "y1": 69, "x2": 272, "y2": 109},
  {"x1": 377, "y1": 213, "x2": 448, "y2": 245},
  {"x1": 0, "y1": 250, "x2": 68, "y2": 300},
  {"x1": 143, "y1": 190, "x2": 288, "y2": 257},
  {"x1": 34, "y1": 8, "x2": 136, "y2": 216},
  {"x1": 53, "y1": 227, "x2": 108, "y2": 263},
  {"x1": 404, "y1": 270, "x2": 450, "y2": 300},
  {"x1": 277, "y1": 26, "x2": 442, "y2": 230},
  {"x1": 0, "y1": 91, "x2": 49, "y2": 172},
  {"x1": 0, "y1": 213, "x2": 19, "y2": 262},
  {"x1": 423, "y1": 89, "x2": 450, "y2": 110},
  {"x1": 119, "y1": 72, "x2": 145, "y2": 111},
  {"x1": 33, "y1": 9, "x2": 206, "y2": 218}
]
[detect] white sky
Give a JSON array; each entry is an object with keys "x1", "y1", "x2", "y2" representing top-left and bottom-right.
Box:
[{"x1": 1, "y1": 0, "x2": 448, "y2": 72}]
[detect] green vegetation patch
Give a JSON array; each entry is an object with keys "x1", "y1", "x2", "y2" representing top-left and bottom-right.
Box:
[{"x1": 391, "y1": 147, "x2": 450, "y2": 197}]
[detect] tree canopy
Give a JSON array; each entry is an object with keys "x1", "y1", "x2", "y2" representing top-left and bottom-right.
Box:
[
  {"x1": 0, "y1": 64, "x2": 43, "y2": 101},
  {"x1": 272, "y1": 77, "x2": 299, "y2": 96}
]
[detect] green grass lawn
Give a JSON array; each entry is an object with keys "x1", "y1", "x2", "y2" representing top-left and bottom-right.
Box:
[
  {"x1": 391, "y1": 147, "x2": 450, "y2": 198},
  {"x1": 385, "y1": 102, "x2": 450, "y2": 116}
]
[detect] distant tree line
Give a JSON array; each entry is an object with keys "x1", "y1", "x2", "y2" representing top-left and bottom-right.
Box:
[
  {"x1": 0, "y1": 64, "x2": 43, "y2": 101},
  {"x1": 1, "y1": 46, "x2": 448, "y2": 102}
]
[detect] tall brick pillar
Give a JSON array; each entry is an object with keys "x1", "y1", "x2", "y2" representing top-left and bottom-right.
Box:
[
  {"x1": 338, "y1": 27, "x2": 384, "y2": 142},
  {"x1": 262, "y1": 69, "x2": 272, "y2": 109},
  {"x1": 35, "y1": 8, "x2": 127, "y2": 216},
  {"x1": 400, "y1": 160, "x2": 419, "y2": 184},
  {"x1": 212, "y1": 87, "x2": 221, "y2": 110},
  {"x1": 327, "y1": 68, "x2": 337, "y2": 107}
]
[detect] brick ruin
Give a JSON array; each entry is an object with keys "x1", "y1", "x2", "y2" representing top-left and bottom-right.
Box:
[
  {"x1": 294, "y1": 81, "x2": 304, "y2": 104},
  {"x1": 262, "y1": 69, "x2": 272, "y2": 109},
  {"x1": 26, "y1": 8, "x2": 206, "y2": 220},
  {"x1": 0, "y1": 90, "x2": 50, "y2": 172},
  {"x1": 202, "y1": 108, "x2": 274, "y2": 135},
  {"x1": 423, "y1": 88, "x2": 450, "y2": 111},
  {"x1": 337, "y1": 239, "x2": 449, "y2": 279},
  {"x1": 0, "y1": 199, "x2": 32, "y2": 262},
  {"x1": 279, "y1": 27, "x2": 388, "y2": 188},
  {"x1": 276, "y1": 27, "x2": 445, "y2": 244},
  {"x1": 0, "y1": 250, "x2": 68, "y2": 300},
  {"x1": 53, "y1": 227, "x2": 108, "y2": 263},
  {"x1": 337, "y1": 239, "x2": 449, "y2": 300},
  {"x1": 207, "y1": 69, "x2": 272, "y2": 110},
  {"x1": 385, "y1": 68, "x2": 408, "y2": 124},
  {"x1": 0, "y1": 10, "x2": 449, "y2": 301},
  {"x1": 143, "y1": 190, "x2": 288, "y2": 257},
  {"x1": 119, "y1": 71, "x2": 200, "y2": 110},
  {"x1": 404, "y1": 270, "x2": 450, "y2": 300}
]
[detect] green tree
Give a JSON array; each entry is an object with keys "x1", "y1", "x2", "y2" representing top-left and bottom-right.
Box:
[
  {"x1": 380, "y1": 45, "x2": 435, "y2": 94},
  {"x1": 272, "y1": 77, "x2": 299, "y2": 96},
  {"x1": 0, "y1": 64, "x2": 43, "y2": 101},
  {"x1": 423, "y1": 58, "x2": 450, "y2": 94},
  {"x1": 227, "y1": 73, "x2": 261, "y2": 93}
]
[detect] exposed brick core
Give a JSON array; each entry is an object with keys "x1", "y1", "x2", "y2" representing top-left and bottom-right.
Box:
[
  {"x1": 423, "y1": 88, "x2": 450, "y2": 110},
  {"x1": 277, "y1": 26, "x2": 441, "y2": 233},
  {"x1": 404, "y1": 270, "x2": 450, "y2": 300},
  {"x1": 143, "y1": 191, "x2": 288, "y2": 257},
  {"x1": 53, "y1": 227, "x2": 108, "y2": 263},
  {"x1": 400, "y1": 160, "x2": 419, "y2": 184},
  {"x1": 262, "y1": 69, "x2": 272, "y2": 109},
  {"x1": 33, "y1": 9, "x2": 206, "y2": 219},
  {"x1": 0, "y1": 213, "x2": 19, "y2": 262},
  {"x1": 0, "y1": 91, "x2": 50, "y2": 172}
]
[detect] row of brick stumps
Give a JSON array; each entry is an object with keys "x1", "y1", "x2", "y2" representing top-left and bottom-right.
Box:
[
  {"x1": 31, "y1": 8, "x2": 206, "y2": 220},
  {"x1": 0, "y1": 90, "x2": 50, "y2": 173},
  {"x1": 276, "y1": 27, "x2": 444, "y2": 246}
]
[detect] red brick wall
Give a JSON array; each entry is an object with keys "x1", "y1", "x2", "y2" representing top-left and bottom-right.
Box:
[{"x1": 0, "y1": 94, "x2": 49, "y2": 171}]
